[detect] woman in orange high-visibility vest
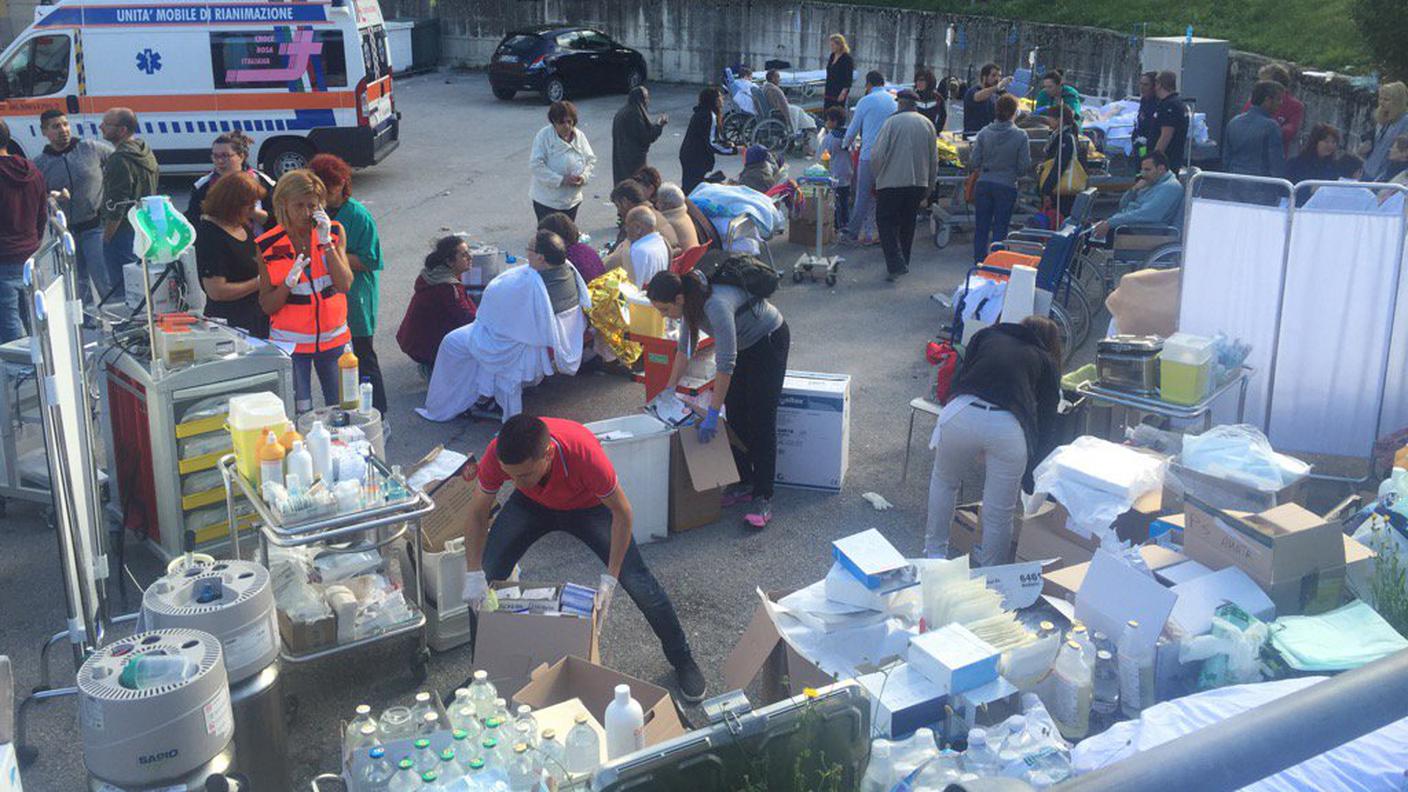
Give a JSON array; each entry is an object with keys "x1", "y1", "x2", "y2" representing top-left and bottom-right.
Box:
[{"x1": 257, "y1": 169, "x2": 354, "y2": 413}]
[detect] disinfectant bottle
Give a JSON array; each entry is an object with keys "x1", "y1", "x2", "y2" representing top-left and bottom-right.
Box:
[
  {"x1": 286, "y1": 440, "x2": 314, "y2": 492},
  {"x1": 258, "y1": 430, "x2": 285, "y2": 488},
  {"x1": 604, "y1": 684, "x2": 644, "y2": 760},
  {"x1": 307, "y1": 420, "x2": 332, "y2": 482},
  {"x1": 338, "y1": 344, "x2": 360, "y2": 409}
]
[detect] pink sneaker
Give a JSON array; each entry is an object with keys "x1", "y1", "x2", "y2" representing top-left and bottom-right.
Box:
[
  {"x1": 721, "y1": 485, "x2": 753, "y2": 507},
  {"x1": 744, "y1": 499, "x2": 772, "y2": 530}
]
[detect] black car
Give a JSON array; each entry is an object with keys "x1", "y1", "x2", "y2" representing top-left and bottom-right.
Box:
[{"x1": 488, "y1": 26, "x2": 647, "y2": 103}]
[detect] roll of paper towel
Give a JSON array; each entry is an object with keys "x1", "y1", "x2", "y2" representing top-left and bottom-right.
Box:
[
  {"x1": 325, "y1": 585, "x2": 358, "y2": 644},
  {"x1": 1000, "y1": 264, "x2": 1039, "y2": 323}
]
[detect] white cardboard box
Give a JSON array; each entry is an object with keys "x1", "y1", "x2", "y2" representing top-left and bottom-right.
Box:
[
  {"x1": 907, "y1": 623, "x2": 1000, "y2": 695},
  {"x1": 775, "y1": 371, "x2": 851, "y2": 492},
  {"x1": 856, "y1": 663, "x2": 947, "y2": 738},
  {"x1": 587, "y1": 414, "x2": 673, "y2": 544}
]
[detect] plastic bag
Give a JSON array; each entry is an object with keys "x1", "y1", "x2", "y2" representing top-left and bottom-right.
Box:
[
  {"x1": 178, "y1": 431, "x2": 233, "y2": 460},
  {"x1": 180, "y1": 468, "x2": 224, "y2": 496},
  {"x1": 1178, "y1": 425, "x2": 1310, "y2": 492},
  {"x1": 179, "y1": 393, "x2": 233, "y2": 424},
  {"x1": 1177, "y1": 603, "x2": 1267, "y2": 689},
  {"x1": 1030, "y1": 437, "x2": 1167, "y2": 539}
]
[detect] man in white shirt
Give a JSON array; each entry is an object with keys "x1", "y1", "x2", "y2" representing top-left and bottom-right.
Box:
[{"x1": 625, "y1": 206, "x2": 670, "y2": 286}]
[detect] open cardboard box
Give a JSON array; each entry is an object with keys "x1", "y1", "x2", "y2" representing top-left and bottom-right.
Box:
[
  {"x1": 1015, "y1": 490, "x2": 1166, "y2": 570},
  {"x1": 474, "y1": 581, "x2": 600, "y2": 696},
  {"x1": 1041, "y1": 544, "x2": 1188, "y2": 600},
  {"x1": 1183, "y1": 500, "x2": 1346, "y2": 616},
  {"x1": 722, "y1": 589, "x2": 842, "y2": 705},
  {"x1": 669, "y1": 425, "x2": 738, "y2": 533},
  {"x1": 512, "y1": 656, "x2": 687, "y2": 748},
  {"x1": 1163, "y1": 459, "x2": 1308, "y2": 515}
]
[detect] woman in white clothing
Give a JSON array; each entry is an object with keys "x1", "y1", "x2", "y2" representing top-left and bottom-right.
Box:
[{"x1": 530, "y1": 100, "x2": 597, "y2": 222}]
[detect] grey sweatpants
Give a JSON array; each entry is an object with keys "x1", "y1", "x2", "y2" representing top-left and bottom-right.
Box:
[
  {"x1": 924, "y1": 404, "x2": 1027, "y2": 566},
  {"x1": 847, "y1": 156, "x2": 878, "y2": 239}
]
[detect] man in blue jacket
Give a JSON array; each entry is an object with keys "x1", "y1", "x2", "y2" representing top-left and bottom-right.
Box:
[
  {"x1": 1092, "y1": 152, "x2": 1184, "y2": 238},
  {"x1": 1223, "y1": 81, "x2": 1287, "y2": 178}
]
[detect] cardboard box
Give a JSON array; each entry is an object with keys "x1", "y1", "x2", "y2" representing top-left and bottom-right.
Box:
[
  {"x1": 474, "y1": 581, "x2": 600, "y2": 696},
  {"x1": 788, "y1": 199, "x2": 837, "y2": 246},
  {"x1": 907, "y1": 624, "x2": 999, "y2": 695},
  {"x1": 856, "y1": 664, "x2": 947, "y2": 738},
  {"x1": 668, "y1": 432, "x2": 722, "y2": 532},
  {"x1": 418, "y1": 461, "x2": 479, "y2": 553},
  {"x1": 722, "y1": 590, "x2": 841, "y2": 705},
  {"x1": 775, "y1": 371, "x2": 850, "y2": 492},
  {"x1": 1184, "y1": 501, "x2": 1346, "y2": 615},
  {"x1": 512, "y1": 656, "x2": 687, "y2": 748},
  {"x1": 533, "y1": 698, "x2": 605, "y2": 776},
  {"x1": 1163, "y1": 460, "x2": 1308, "y2": 515},
  {"x1": 277, "y1": 609, "x2": 336, "y2": 655},
  {"x1": 1016, "y1": 492, "x2": 1166, "y2": 569},
  {"x1": 1041, "y1": 544, "x2": 1188, "y2": 600}
]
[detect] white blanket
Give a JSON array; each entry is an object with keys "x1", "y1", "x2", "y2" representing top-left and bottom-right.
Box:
[
  {"x1": 689, "y1": 182, "x2": 786, "y2": 236},
  {"x1": 416, "y1": 264, "x2": 589, "y2": 422}
]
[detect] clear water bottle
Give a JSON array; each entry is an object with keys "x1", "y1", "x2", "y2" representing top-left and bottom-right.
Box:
[
  {"x1": 1118, "y1": 620, "x2": 1155, "y2": 718},
  {"x1": 420, "y1": 711, "x2": 442, "y2": 737},
  {"x1": 998, "y1": 716, "x2": 1039, "y2": 777},
  {"x1": 480, "y1": 736, "x2": 506, "y2": 774},
  {"x1": 411, "y1": 691, "x2": 438, "y2": 729},
  {"x1": 507, "y1": 743, "x2": 539, "y2": 791},
  {"x1": 538, "y1": 728, "x2": 567, "y2": 787},
  {"x1": 420, "y1": 769, "x2": 444, "y2": 791},
  {"x1": 346, "y1": 722, "x2": 381, "y2": 764},
  {"x1": 387, "y1": 758, "x2": 420, "y2": 792},
  {"x1": 1049, "y1": 640, "x2": 1094, "y2": 740},
  {"x1": 1069, "y1": 623, "x2": 1096, "y2": 664},
  {"x1": 564, "y1": 713, "x2": 601, "y2": 775},
  {"x1": 859, "y1": 738, "x2": 893, "y2": 792},
  {"x1": 465, "y1": 757, "x2": 485, "y2": 777},
  {"x1": 514, "y1": 704, "x2": 540, "y2": 748},
  {"x1": 467, "y1": 670, "x2": 498, "y2": 721},
  {"x1": 488, "y1": 698, "x2": 511, "y2": 726},
  {"x1": 1091, "y1": 649, "x2": 1120, "y2": 731},
  {"x1": 916, "y1": 748, "x2": 964, "y2": 788},
  {"x1": 437, "y1": 747, "x2": 465, "y2": 780},
  {"x1": 1037, "y1": 620, "x2": 1057, "y2": 640},
  {"x1": 346, "y1": 704, "x2": 377, "y2": 751},
  {"x1": 414, "y1": 737, "x2": 441, "y2": 773},
  {"x1": 1091, "y1": 630, "x2": 1115, "y2": 657},
  {"x1": 962, "y1": 728, "x2": 1001, "y2": 777},
  {"x1": 359, "y1": 745, "x2": 397, "y2": 790},
  {"x1": 451, "y1": 727, "x2": 481, "y2": 764},
  {"x1": 380, "y1": 705, "x2": 415, "y2": 742}
]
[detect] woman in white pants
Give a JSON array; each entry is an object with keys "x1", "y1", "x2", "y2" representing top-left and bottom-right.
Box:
[{"x1": 925, "y1": 317, "x2": 1063, "y2": 565}]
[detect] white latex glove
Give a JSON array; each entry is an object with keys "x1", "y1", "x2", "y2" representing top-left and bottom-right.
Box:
[
  {"x1": 861, "y1": 491, "x2": 894, "y2": 511},
  {"x1": 313, "y1": 208, "x2": 332, "y2": 244},
  {"x1": 462, "y1": 569, "x2": 489, "y2": 610},
  {"x1": 283, "y1": 254, "x2": 310, "y2": 289},
  {"x1": 596, "y1": 573, "x2": 619, "y2": 623}
]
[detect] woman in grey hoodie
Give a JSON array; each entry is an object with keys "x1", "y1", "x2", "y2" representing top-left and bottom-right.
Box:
[{"x1": 969, "y1": 94, "x2": 1031, "y2": 263}]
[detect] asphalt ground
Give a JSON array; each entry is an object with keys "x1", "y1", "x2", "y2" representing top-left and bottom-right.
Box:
[{"x1": 0, "y1": 71, "x2": 1109, "y2": 789}]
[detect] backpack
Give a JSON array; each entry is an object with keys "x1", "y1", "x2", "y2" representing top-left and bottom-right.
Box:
[{"x1": 694, "y1": 250, "x2": 781, "y2": 311}]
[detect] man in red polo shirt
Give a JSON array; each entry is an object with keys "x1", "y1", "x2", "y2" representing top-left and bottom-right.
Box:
[{"x1": 461, "y1": 414, "x2": 706, "y2": 702}]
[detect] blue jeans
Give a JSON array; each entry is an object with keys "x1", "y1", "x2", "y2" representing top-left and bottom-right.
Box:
[
  {"x1": 102, "y1": 224, "x2": 139, "y2": 301},
  {"x1": 0, "y1": 270, "x2": 28, "y2": 343},
  {"x1": 973, "y1": 181, "x2": 1019, "y2": 263},
  {"x1": 847, "y1": 157, "x2": 878, "y2": 239},
  {"x1": 74, "y1": 226, "x2": 108, "y2": 305},
  {"x1": 292, "y1": 347, "x2": 342, "y2": 413},
  {"x1": 480, "y1": 492, "x2": 694, "y2": 668}
]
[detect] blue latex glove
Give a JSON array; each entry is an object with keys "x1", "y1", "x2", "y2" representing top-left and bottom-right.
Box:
[{"x1": 697, "y1": 407, "x2": 721, "y2": 443}]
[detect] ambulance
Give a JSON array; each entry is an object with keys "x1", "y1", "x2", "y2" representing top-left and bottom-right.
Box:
[{"x1": 0, "y1": 0, "x2": 400, "y2": 175}]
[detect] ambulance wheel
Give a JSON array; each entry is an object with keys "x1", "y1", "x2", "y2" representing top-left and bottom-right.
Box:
[
  {"x1": 493, "y1": 87, "x2": 517, "y2": 101},
  {"x1": 542, "y1": 78, "x2": 567, "y2": 104},
  {"x1": 262, "y1": 139, "x2": 315, "y2": 178}
]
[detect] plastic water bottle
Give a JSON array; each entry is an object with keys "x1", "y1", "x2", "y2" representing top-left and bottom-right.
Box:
[
  {"x1": 413, "y1": 738, "x2": 440, "y2": 773},
  {"x1": 538, "y1": 728, "x2": 567, "y2": 787},
  {"x1": 917, "y1": 749, "x2": 964, "y2": 788},
  {"x1": 411, "y1": 691, "x2": 437, "y2": 725},
  {"x1": 488, "y1": 698, "x2": 511, "y2": 726},
  {"x1": 859, "y1": 738, "x2": 893, "y2": 792},
  {"x1": 118, "y1": 654, "x2": 196, "y2": 690},
  {"x1": 467, "y1": 671, "x2": 498, "y2": 721},
  {"x1": 1118, "y1": 620, "x2": 1155, "y2": 718},
  {"x1": 514, "y1": 704, "x2": 540, "y2": 748},
  {"x1": 998, "y1": 716, "x2": 1039, "y2": 777},
  {"x1": 360, "y1": 746, "x2": 397, "y2": 790},
  {"x1": 346, "y1": 723, "x2": 381, "y2": 764},
  {"x1": 346, "y1": 704, "x2": 377, "y2": 754},
  {"x1": 564, "y1": 713, "x2": 601, "y2": 775},
  {"x1": 419, "y1": 769, "x2": 444, "y2": 791},
  {"x1": 1091, "y1": 649, "x2": 1120, "y2": 730},
  {"x1": 388, "y1": 758, "x2": 420, "y2": 792},
  {"x1": 1068, "y1": 623, "x2": 1095, "y2": 664},
  {"x1": 507, "y1": 743, "x2": 539, "y2": 791},
  {"x1": 480, "y1": 736, "x2": 506, "y2": 774},
  {"x1": 307, "y1": 420, "x2": 333, "y2": 482},
  {"x1": 451, "y1": 727, "x2": 481, "y2": 764},
  {"x1": 437, "y1": 747, "x2": 465, "y2": 780},
  {"x1": 962, "y1": 728, "x2": 1001, "y2": 777},
  {"x1": 1049, "y1": 640, "x2": 1094, "y2": 740},
  {"x1": 604, "y1": 684, "x2": 645, "y2": 760}
]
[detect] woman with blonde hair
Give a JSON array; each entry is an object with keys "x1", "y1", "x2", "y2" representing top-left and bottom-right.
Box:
[
  {"x1": 1360, "y1": 81, "x2": 1408, "y2": 181},
  {"x1": 824, "y1": 33, "x2": 854, "y2": 109},
  {"x1": 257, "y1": 169, "x2": 354, "y2": 412}
]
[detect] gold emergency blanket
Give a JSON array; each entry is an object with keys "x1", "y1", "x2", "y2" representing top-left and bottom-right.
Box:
[{"x1": 587, "y1": 268, "x2": 642, "y2": 365}]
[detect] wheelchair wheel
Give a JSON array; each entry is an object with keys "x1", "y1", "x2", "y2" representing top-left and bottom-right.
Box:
[
  {"x1": 932, "y1": 218, "x2": 952, "y2": 249},
  {"x1": 722, "y1": 113, "x2": 753, "y2": 147},
  {"x1": 1056, "y1": 274, "x2": 1094, "y2": 349},
  {"x1": 1146, "y1": 243, "x2": 1182, "y2": 270},
  {"x1": 751, "y1": 118, "x2": 789, "y2": 152},
  {"x1": 1049, "y1": 303, "x2": 1076, "y2": 364}
]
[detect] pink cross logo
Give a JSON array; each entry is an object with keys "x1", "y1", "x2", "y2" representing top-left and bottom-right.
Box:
[{"x1": 226, "y1": 29, "x2": 323, "y2": 83}]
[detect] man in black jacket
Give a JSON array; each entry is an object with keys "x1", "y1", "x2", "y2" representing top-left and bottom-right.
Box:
[{"x1": 612, "y1": 86, "x2": 667, "y2": 185}]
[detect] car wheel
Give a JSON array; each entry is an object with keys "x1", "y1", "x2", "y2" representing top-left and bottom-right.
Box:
[
  {"x1": 492, "y1": 86, "x2": 516, "y2": 101},
  {"x1": 624, "y1": 66, "x2": 644, "y2": 92},
  {"x1": 542, "y1": 77, "x2": 566, "y2": 104},
  {"x1": 261, "y1": 139, "x2": 315, "y2": 178}
]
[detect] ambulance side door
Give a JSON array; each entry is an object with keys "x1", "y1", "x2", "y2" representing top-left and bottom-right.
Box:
[{"x1": 0, "y1": 30, "x2": 77, "y2": 158}]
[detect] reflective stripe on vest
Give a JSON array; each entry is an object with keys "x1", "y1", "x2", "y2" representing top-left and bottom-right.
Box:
[
  {"x1": 287, "y1": 274, "x2": 336, "y2": 296},
  {"x1": 261, "y1": 224, "x2": 349, "y2": 353},
  {"x1": 269, "y1": 324, "x2": 351, "y2": 346}
]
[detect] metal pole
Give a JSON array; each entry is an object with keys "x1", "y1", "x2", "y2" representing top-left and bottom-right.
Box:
[{"x1": 1058, "y1": 648, "x2": 1408, "y2": 791}]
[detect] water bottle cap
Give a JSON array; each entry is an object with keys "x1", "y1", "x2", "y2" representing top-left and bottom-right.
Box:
[
  {"x1": 360, "y1": 723, "x2": 377, "y2": 736},
  {"x1": 355, "y1": 704, "x2": 371, "y2": 715},
  {"x1": 453, "y1": 729, "x2": 468, "y2": 740},
  {"x1": 969, "y1": 728, "x2": 987, "y2": 744},
  {"x1": 470, "y1": 758, "x2": 485, "y2": 769},
  {"x1": 517, "y1": 704, "x2": 532, "y2": 715},
  {"x1": 440, "y1": 748, "x2": 455, "y2": 760},
  {"x1": 369, "y1": 747, "x2": 385, "y2": 759},
  {"x1": 421, "y1": 771, "x2": 438, "y2": 782},
  {"x1": 474, "y1": 670, "x2": 488, "y2": 681},
  {"x1": 482, "y1": 737, "x2": 497, "y2": 748},
  {"x1": 574, "y1": 713, "x2": 588, "y2": 724},
  {"x1": 1097, "y1": 649, "x2": 1113, "y2": 660},
  {"x1": 414, "y1": 739, "x2": 430, "y2": 749},
  {"x1": 399, "y1": 759, "x2": 414, "y2": 770},
  {"x1": 542, "y1": 728, "x2": 557, "y2": 740},
  {"x1": 614, "y1": 684, "x2": 631, "y2": 699},
  {"x1": 514, "y1": 743, "x2": 528, "y2": 753}
]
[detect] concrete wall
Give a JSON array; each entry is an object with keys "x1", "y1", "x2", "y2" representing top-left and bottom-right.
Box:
[{"x1": 395, "y1": 0, "x2": 1378, "y2": 146}]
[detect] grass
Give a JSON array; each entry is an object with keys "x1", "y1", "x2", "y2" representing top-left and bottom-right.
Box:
[{"x1": 853, "y1": 0, "x2": 1371, "y2": 73}]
